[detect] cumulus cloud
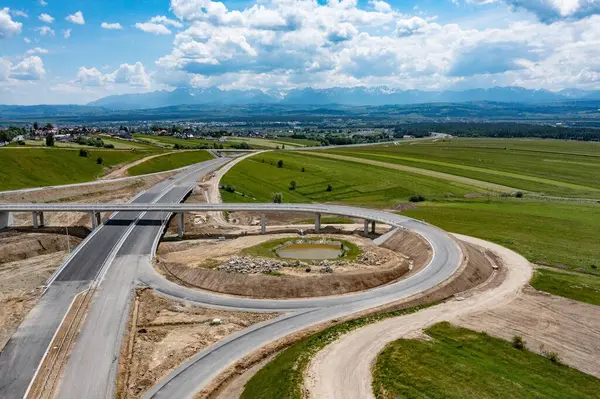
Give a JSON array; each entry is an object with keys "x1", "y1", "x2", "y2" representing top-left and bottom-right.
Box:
[
  {"x1": 36, "y1": 26, "x2": 55, "y2": 36},
  {"x1": 75, "y1": 62, "x2": 150, "y2": 87},
  {"x1": 101, "y1": 22, "x2": 123, "y2": 30},
  {"x1": 0, "y1": 8, "x2": 23, "y2": 39},
  {"x1": 135, "y1": 22, "x2": 172, "y2": 35},
  {"x1": 40, "y1": 0, "x2": 48, "y2": 6},
  {"x1": 448, "y1": 41, "x2": 540, "y2": 76},
  {"x1": 10, "y1": 56, "x2": 46, "y2": 80},
  {"x1": 66, "y1": 11, "x2": 85, "y2": 25},
  {"x1": 24, "y1": 37, "x2": 31, "y2": 43},
  {"x1": 396, "y1": 16, "x2": 438, "y2": 37},
  {"x1": 63, "y1": 29, "x2": 72, "y2": 39},
  {"x1": 39, "y1": 13, "x2": 54, "y2": 23},
  {"x1": 26, "y1": 47, "x2": 49, "y2": 55},
  {"x1": 470, "y1": 0, "x2": 600, "y2": 22},
  {"x1": 370, "y1": 0, "x2": 392, "y2": 13}
]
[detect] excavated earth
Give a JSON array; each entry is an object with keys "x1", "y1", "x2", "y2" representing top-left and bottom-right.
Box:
[{"x1": 155, "y1": 230, "x2": 428, "y2": 299}]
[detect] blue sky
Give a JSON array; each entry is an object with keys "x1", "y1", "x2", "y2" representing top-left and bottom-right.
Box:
[{"x1": 1, "y1": 0, "x2": 600, "y2": 104}]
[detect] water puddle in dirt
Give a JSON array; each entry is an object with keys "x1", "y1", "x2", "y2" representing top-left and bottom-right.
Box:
[{"x1": 277, "y1": 242, "x2": 343, "y2": 260}]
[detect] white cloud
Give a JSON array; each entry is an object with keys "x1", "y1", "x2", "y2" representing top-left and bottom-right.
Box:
[
  {"x1": 0, "y1": 58, "x2": 11, "y2": 81},
  {"x1": 0, "y1": 8, "x2": 23, "y2": 39},
  {"x1": 36, "y1": 26, "x2": 55, "y2": 36},
  {"x1": 469, "y1": 0, "x2": 600, "y2": 22},
  {"x1": 370, "y1": 0, "x2": 392, "y2": 13},
  {"x1": 66, "y1": 11, "x2": 85, "y2": 25},
  {"x1": 63, "y1": 29, "x2": 72, "y2": 39},
  {"x1": 75, "y1": 62, "x2": 150, "y2": 88},
  {"x1": 40, "y1": 0, "x2": 48, "y2": 6},
  {"x1": 24, "y1": 37, "x2": 31, "y2": 43},
  {"x1": 12, "y1": 10, "x2": 28, "y2": 18},
  {"x1": 39, "y1": 13, "x2": 54, "y2": 23},
  {"x1": 26, "y1": 47, "x2": 49, "y2": 55},
  {"x1": 10, "y1": 56, "x2": 46, "y2": 80},
  {"x1": 135, "y1": 22, "x2": 172, "y2": 35},
  {"x1": 149, "y1": 15, "x2": 183, "y2": 28},
  {"x1": 396, "y1": 16, "x2": 438, "y2": 37},
  {"x1": 101, "y1": 22, "x2": 123, "y2": 30}
]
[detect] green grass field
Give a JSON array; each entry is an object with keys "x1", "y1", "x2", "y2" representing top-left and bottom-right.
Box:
[
  {"x1": 0, "y1": 148, "x2": 153, "y2": 190},
  {"x1": 127, "y1": 150, "x2": 214, "y2": 176},
  {"x1": 373, "y1": 322, "x2": 600, "y2": 399},
  {"x1": 401, "y1": 201, "x2": 600, "y2": 275},
  {"x1": 133, "y1": 134, "x2": 313, "y2": 149},
  {"x1": 11, "y1": 136, "x2": 158, "y2": 150},
  {"x1": 241, "y1": 237, "x2": 361, "y2": 261},
  {"x1": 531, "y1": 268, "x2": 600, "y2": 305},
  {"x1": 220, "y1": 152, "x2": 483, "y2": 207},
  {"x1": 328, "y1": 138, "x2": 600, "y2": 198}
]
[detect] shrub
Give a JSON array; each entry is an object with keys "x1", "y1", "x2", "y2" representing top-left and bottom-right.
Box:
[
  {"x1": 326, "y1": 184, "x2": 333, "y2": 192},
  {"x1": 512, "y1": 335, "x2": 525, "y2": 350},
  {"x1": 18, "y1": 140, "x2": 25, "y2": 145},
  {"x1": 290, "y1": 181, "x2": 297, "y2": 190},
  {"x1": 546, "y1": 351, "x2": 561, "y2": 364},
  {"x1": 96, "y1": 157, "x2": 103, "y2": 165},
  {"x1": 301, "y1": 167, "x2": 305, "y2": 172},
  {"x1": 79, "y1": 149, "x2": 89, "y2": 158},
  {"x1": 515, "y1": 191, "x2": 524, "y2": 198},
  {"x1": 103, "y1": 143, "x2": 115, "y2": 149},
  {"x1": 221, "y1": 185, "x2": 235, "y2": 193},
  {"x1": 272, "y1": 192, "x2": 283, "y2": 203},
  {"x1": 409, "y1": 194, "x2": 425, "y2": 202},
  {"x1": 45, "y1": 134, "x2": 54, "y2": 147},
  {"x1": 277, "y1": 160, "x2": 284, "y2": 168}
]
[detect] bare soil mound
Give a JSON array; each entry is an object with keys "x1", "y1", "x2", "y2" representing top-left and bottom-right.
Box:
[{"x1": 0, "y1": 231, "x2": 83, "y2": 264}]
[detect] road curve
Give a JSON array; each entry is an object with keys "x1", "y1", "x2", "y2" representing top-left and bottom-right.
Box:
[{"x1": 304, "y1": 234, "x2": 533, "y2": 399}]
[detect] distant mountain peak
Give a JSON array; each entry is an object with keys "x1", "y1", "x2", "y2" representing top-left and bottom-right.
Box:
[{"x1": 86, "y1": 86, "x2": 600, "y2": 110}]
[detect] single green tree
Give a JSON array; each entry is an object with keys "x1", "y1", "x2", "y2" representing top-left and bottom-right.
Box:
[
  {"x1": 326, "y1": 184, "x2": 333, "y2": 192},
  {"x1": 79, "y1": 149, "x2": 89, "y2": 158},
  {"x1": 45, "y1": 134, "x2": 55, "y2": 147},
  {"x1": 272, "y1": 192, "x2": 283, "y2": 203},
  {"x1": 277, "y1": 160, "x2": 283, "y2": 168},
  {"x1": 96, "y1": 157, "x2": 103, "y2": 165},
  {"x1": 290, "y1": 181, "x2": 297, "y2": 190}
]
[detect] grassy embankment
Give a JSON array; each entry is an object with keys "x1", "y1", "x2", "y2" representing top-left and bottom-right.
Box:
[
  {"x1": 0, "y1": 148, "x2": 155, "y2": 191},
  {"x1": 127, "y1": 150, "x2": 214, "y2": 176},
  {"x1": 531, "y1": 268, "x2": 600, "y2": 305},
  {"x1": 372, "y1": 322, "x2": 600, "y2": 399},
  {"x1": 242, "y1": 237, "x2": 361, "y2": 261},
  {"x1": 241, "y1": 304, "x2": 432, "y2": 399}
]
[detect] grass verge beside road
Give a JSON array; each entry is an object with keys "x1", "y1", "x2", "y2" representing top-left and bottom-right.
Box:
[
  {"x1": 127, "y1": 150, "x2": 214, "y2": 176},
  {"x1": 373, "y1": 322, "x2": 600, "y2": 399},
  {"x1": 0, "y1": 148, "x2": 154, "y2": 191},
  {"x1": 241, "y1": 304, "x2": 432, "y2": 399},
  {"x1": 531, "y1": 269, "x2": 600, "y2": 306}
]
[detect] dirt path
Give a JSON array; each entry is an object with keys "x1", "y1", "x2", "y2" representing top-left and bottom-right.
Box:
[
  {"x1": 305, "y1": 152, "x2": 517, "y2": 193},
  {"x1": 304, "y1": 234, "x2": 534, "y2": 399},
  {"x1": 101, "y1": 151, "x2": 176, "y2": 179}
]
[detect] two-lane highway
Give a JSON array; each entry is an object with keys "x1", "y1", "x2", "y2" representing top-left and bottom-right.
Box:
[{"x1": 0, "y1": 157, "x2": 230, "y2": 399}]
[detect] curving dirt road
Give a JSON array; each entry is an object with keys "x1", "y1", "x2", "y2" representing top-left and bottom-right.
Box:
[{"x1": 304, "y1": 234, "x2": 534, "y2": 399}]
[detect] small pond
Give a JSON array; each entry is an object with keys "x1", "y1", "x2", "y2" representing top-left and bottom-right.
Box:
[{"x1": 276, "y1": 242, "x2": 343, "y2": 260}]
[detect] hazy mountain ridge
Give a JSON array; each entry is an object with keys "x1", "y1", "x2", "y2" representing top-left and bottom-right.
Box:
[{"x1": 87, "y1": 86, "x2": 600, "y2": 110}]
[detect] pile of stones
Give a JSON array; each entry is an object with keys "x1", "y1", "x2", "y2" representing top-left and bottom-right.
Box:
[
  {"x1": 217, "y1": 256, "x2": 289, "y2": 274},
  {"x1": 357, "y1": 251, "x2": 388, "y2": 266}
]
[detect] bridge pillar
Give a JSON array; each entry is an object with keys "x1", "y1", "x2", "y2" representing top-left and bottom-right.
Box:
[
  {"x1": 371, "y1": 221, "x2": 376, "y2": 234},
  {"x1": 315, "y1": 213, "x2": 321, "y2": 233},
  {"x1": 177, "y1": 213, "x2": 184, "y2": 239},
  {"x1": 39, "y1": 211, "x2": 45, "y2": 227},
  {"x1": 261, "y1": 214, "x2": 266, "y2": 234},
  {"x1": 91, "y1": 212, "x2": 101, "y2": 229},
  {"x1": 32, "y1": 212, "x2": 39, "y2": 229},
  {"x1": 0, "y1": 211, "x2": 13, "y2": 230},
  {"x1": 364, "y1": 219, "x2": 369, "y2": 235}
]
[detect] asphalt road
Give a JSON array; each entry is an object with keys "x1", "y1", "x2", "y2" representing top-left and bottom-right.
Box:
[{"x1": 0, "y1": 158, "x2": 229, "y2": 399}]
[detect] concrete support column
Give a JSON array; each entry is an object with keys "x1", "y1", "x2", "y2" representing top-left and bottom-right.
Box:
[
  {"x1": 261, "y1": 214, "x2": 266, "y2": 234},
  {"x1": 364, "y1": 219, "x2": 369, "y2": 235},
  {"x1": 315, "y1": 213, "x2": 321, "y2": 233},
  {"x1": 91, "y1": 212, "x2": 98, "y2": 229},
  {"x1": 39, "y1": 211, "x2": 45, "y2": 227},
  {"x1": 371, "y1": 221, "x2": 376, "y2": 234},
  {"x1": 0, "y1": 211, "x2": 13, "y2": 230},
  {"x1": 177, "y1": 213, "x2": 184, "y2": 239},
  {"x1": 33, "y1": 212, "x2": 39, "y2": 229}
]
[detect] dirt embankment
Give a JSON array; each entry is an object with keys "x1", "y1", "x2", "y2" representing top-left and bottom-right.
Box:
[
  {"x1": 116, "y1": 289, "x2": 279, "y2": 399},
  {"x1": 0, "y1": 231, "x2": 83, "y2": 350},
  {"x1": 155, "y1": 232, "x2": 423, "y2": 299}
]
